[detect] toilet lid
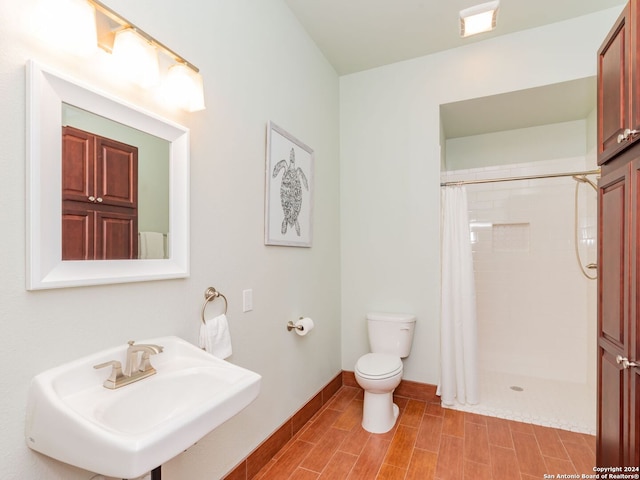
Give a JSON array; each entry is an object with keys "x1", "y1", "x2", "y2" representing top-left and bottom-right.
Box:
[{"x1": 355, "y1": 353, "x2": 402, "y2": 379}]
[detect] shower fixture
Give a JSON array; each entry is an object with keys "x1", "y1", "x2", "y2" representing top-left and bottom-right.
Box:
[
  {"x1": 441, "y1": 169, "x2": 600, "y2": 280},
  {"x1": 571, "y1": 174, "x2": 598, "y2": 192},
  {"x1": 441, "y1": 168, "x2": 600, "y2": 187},
  {"x1": 572, "y1": 174, "x2": 598, "y2": 280}
]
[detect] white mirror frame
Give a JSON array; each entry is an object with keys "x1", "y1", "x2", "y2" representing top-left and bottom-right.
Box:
[{"x1": 26, "y1": 60, "x2": 190, "y2": 290}]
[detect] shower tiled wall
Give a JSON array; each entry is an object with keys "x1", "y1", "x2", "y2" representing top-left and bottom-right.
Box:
[{"x1": 442, "y1": 157, "x2": 597, "y2": 385}]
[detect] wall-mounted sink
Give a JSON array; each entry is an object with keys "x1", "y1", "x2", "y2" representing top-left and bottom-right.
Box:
[{"x1": 25, "y1": 336, "x2": 261, "y2": 478}]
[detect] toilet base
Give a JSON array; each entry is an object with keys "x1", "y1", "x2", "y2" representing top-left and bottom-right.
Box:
[{"x1": 361, "y1": 390, "x2": 400, "y2": 434}]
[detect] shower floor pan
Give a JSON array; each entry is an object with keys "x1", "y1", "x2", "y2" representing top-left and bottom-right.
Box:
[{"x1": 444, "y1": 370, "x2": 595, "y2": 434}]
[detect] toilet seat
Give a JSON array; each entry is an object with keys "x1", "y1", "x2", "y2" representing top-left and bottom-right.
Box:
[{"x1": 355, "y1": 353, "x2": 402, "y2": 380}]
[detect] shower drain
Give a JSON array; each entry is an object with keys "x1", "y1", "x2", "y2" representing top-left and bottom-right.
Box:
[{"x1": 510, "y1": 386, "x2": 524, "y2": 392}]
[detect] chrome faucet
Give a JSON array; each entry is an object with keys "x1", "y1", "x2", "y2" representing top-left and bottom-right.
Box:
[{"x1": 94, "y1": 340, "x2": 164, "y2": 389}]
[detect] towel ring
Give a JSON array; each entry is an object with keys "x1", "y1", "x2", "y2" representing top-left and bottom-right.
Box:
[{"x1": 201, "y1": 287, "x2": 228, "y2": 324}]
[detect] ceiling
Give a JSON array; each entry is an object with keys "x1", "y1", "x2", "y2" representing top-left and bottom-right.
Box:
[
  {"x1": 440, "y1": 77, "x2": 597, "y2": 138},
  {"x1": 283, "y1": 0, "x2": 626, "y2": 76},
  {"x1": 283, "y1": 0, "x2": 624, "y2": 138}
]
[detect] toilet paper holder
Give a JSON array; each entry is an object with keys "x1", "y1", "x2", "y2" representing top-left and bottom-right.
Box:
[{"x1": 287, "y1": 318, "x2": 305, "y2": 332}]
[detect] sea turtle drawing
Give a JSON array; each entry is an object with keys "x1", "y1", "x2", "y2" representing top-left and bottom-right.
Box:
[{"x1": 272, "y1": 148, "x2": 309, "y2": 236}]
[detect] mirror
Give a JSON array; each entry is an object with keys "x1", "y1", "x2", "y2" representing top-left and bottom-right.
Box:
[
  {"x1": 62, "y1": 104, "x2": 170, "y2": 260},
  {"x1": 26, "y1": 60, "x2": 190, "y2": 289}
]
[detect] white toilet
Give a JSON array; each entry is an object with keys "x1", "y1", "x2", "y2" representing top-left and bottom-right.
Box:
[{"x1": 354, "y1": 312, "x2": 416, "y2": 434}]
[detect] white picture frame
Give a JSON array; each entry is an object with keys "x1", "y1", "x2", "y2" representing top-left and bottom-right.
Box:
[{"x1": 264, "y1": 122, "x2": 314, "y2": 247}]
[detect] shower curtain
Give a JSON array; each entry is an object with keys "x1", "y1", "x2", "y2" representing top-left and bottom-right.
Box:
[{"x1": 439, "y1": 186, "x2": 479, "y2": 406}]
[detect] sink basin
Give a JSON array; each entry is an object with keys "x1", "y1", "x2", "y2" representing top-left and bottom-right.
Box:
[{"x1": 25, "y1": 336, "x2": 261, "y2": 478}]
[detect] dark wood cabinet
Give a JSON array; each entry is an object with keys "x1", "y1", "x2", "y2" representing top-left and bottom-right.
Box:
[
  {"x1": 597, "y1": 153, "x2": 640, "y2": 466},
  {"x1": 597, "y1": 0, "x2": 640, "y2": 465},
  {"x1": 598, "y1": 1, "x2": 640, "y2": 164},
  {"x1": 62, "y1": 126, "x2": 138, "y2": 260},
  {"x1": 62, "y1": 204, "x2": 138, "y2": 260}
]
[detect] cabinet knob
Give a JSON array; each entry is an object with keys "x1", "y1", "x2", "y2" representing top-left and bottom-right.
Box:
[
  {"x1": 88, "y1": 196, "x2": 96, "y2": 202},
  {"x1": 96, "y1": 197, "x2": 103, "y2": 203},
  {"x1": 617, "y1": 128, "x2": 639, "y2": 144},
  {"x1": 616, "y1": 355, "x2": 639, "y2": 369}
]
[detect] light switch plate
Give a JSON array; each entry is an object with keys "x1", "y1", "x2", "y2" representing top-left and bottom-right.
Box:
[{"x1": 242, "y1": 289, "x2": 253, "y2": 312}]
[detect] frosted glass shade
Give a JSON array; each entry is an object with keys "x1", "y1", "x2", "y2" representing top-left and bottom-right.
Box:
[
  {"x1": 34, "y1": 0, "x2": 98, "y2": 56},
  {"x1": 112, "y1": 28, "x2": 160, "y2": 88},
  {"x1": 163, "y1": 64, "x2": 206, "y2": 112}
]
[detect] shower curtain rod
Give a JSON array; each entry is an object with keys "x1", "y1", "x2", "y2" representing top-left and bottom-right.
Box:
[{"x1": 440, "y1": 168, "x2": 600, "y2": 187}]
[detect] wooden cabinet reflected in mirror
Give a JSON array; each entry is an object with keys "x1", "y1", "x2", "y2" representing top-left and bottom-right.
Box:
[
  {"x1": 62, "y1": 126, "x2": 138, "y2": 260},
  {"x1": 61, "y1": 103, "x2": 171, "y2": 261}
]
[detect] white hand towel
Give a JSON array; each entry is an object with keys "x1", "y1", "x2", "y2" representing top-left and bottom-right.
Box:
[
  {"x1": 139, "y1": 231, "x2": 165, "y2": 259},
  {"x1": 199, "y1": 313, "x2": 232, "y2": 359}
]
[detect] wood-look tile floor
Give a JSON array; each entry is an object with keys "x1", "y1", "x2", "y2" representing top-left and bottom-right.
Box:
[{"x1": 254, "y1": 386, "x2": 596, "y2": 480}]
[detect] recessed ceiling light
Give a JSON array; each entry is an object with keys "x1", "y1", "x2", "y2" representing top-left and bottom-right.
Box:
[{"x1": 460, "y1": 1, "x2": 500, "y2": 38}]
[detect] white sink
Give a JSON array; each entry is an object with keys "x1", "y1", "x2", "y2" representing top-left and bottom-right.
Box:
[{"x1": 25, "y1": 336, "x2": 261, "y2": 478}]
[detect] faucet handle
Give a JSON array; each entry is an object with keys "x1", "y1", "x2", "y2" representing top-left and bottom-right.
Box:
[{"x1": 94, "y1": 360, "x2": 124, "y2": 389}]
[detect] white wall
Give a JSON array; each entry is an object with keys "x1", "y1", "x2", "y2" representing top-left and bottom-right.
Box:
[
  {"x1": 0, "y1": 1, "x2": 340, "y2": 479},
  {"x1": 340, "y1": 9, "x2": 621, "y2": 384},
  {"x1": 445, "y1": 120, "x2": 590, "y2": 171}
]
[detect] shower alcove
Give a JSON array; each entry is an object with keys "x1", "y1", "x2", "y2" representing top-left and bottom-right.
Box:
[{"x1": 439, "y1": 77, "x2": 598, "y2": 433}]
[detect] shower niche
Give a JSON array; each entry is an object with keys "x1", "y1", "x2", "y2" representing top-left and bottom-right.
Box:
[{"x1": 491, "y1": 223, "x2": 530, "y2": 253}]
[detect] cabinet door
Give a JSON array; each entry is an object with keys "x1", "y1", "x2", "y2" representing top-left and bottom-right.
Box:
[
  {"x1": 95, "y1": 209, "x2": 138, "y2": 260},
  {"x1": 62, "y1": 126, "x2": 95, "y2": 203},
  {"x1": 598, "y1": 1, "x2": 640, "y2": 164},
  {"x1": 598, "y1": 163, "x2": 629, "y2": 466},
  {"x1": 95, "y1": 136, "x2": 138, "y2": 209},
  {"x1": 631, "y1": 0, "x2": 640, "y2": 147},
  {"x1": 598, "y1": 156, "x2": 640, "y2": 466},
  {"x1": 629, "y1": 158, "x2": 640, "y2": 466},
  {"x1": 598, "y1": 3, "x2": 630, "y2": 164},
  {"x1": 62, "y1": 204, "x2": 95, "y2": 260}
]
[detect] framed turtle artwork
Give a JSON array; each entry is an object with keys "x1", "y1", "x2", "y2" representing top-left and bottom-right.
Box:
[{"x1": 265, "y1": 121, "x2": 314, "y2": 247}]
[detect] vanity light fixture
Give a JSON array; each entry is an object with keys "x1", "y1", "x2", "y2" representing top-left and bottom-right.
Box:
[
  {"x1": 459, "y1": 0, "x2": 500, "y2": 38},
  {"x1": 44, "y1": 0, "x2": 206, "y2": 111},
  {"x1": 111, "y1": 28, "x2": 161, "y2": 88},
  {"x1": 88, "y1": 0, "x2": 205, "y2": 111}
]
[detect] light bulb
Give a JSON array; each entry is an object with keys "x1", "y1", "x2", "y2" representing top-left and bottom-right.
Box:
[
  {"x1": 112, "y1": 28, "x2": 160, "y2": 88},
  {"x1": 163, "y1": 63, "x2": 206, "y2": 112},
  {"x1": 33, "y1": 0, "x2": 98, "y2": 56}
]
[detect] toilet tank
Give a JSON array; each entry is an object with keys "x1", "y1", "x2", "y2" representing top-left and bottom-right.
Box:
[{"x1": 366, "y1": 312, "x2": 416, "y2": 358}]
